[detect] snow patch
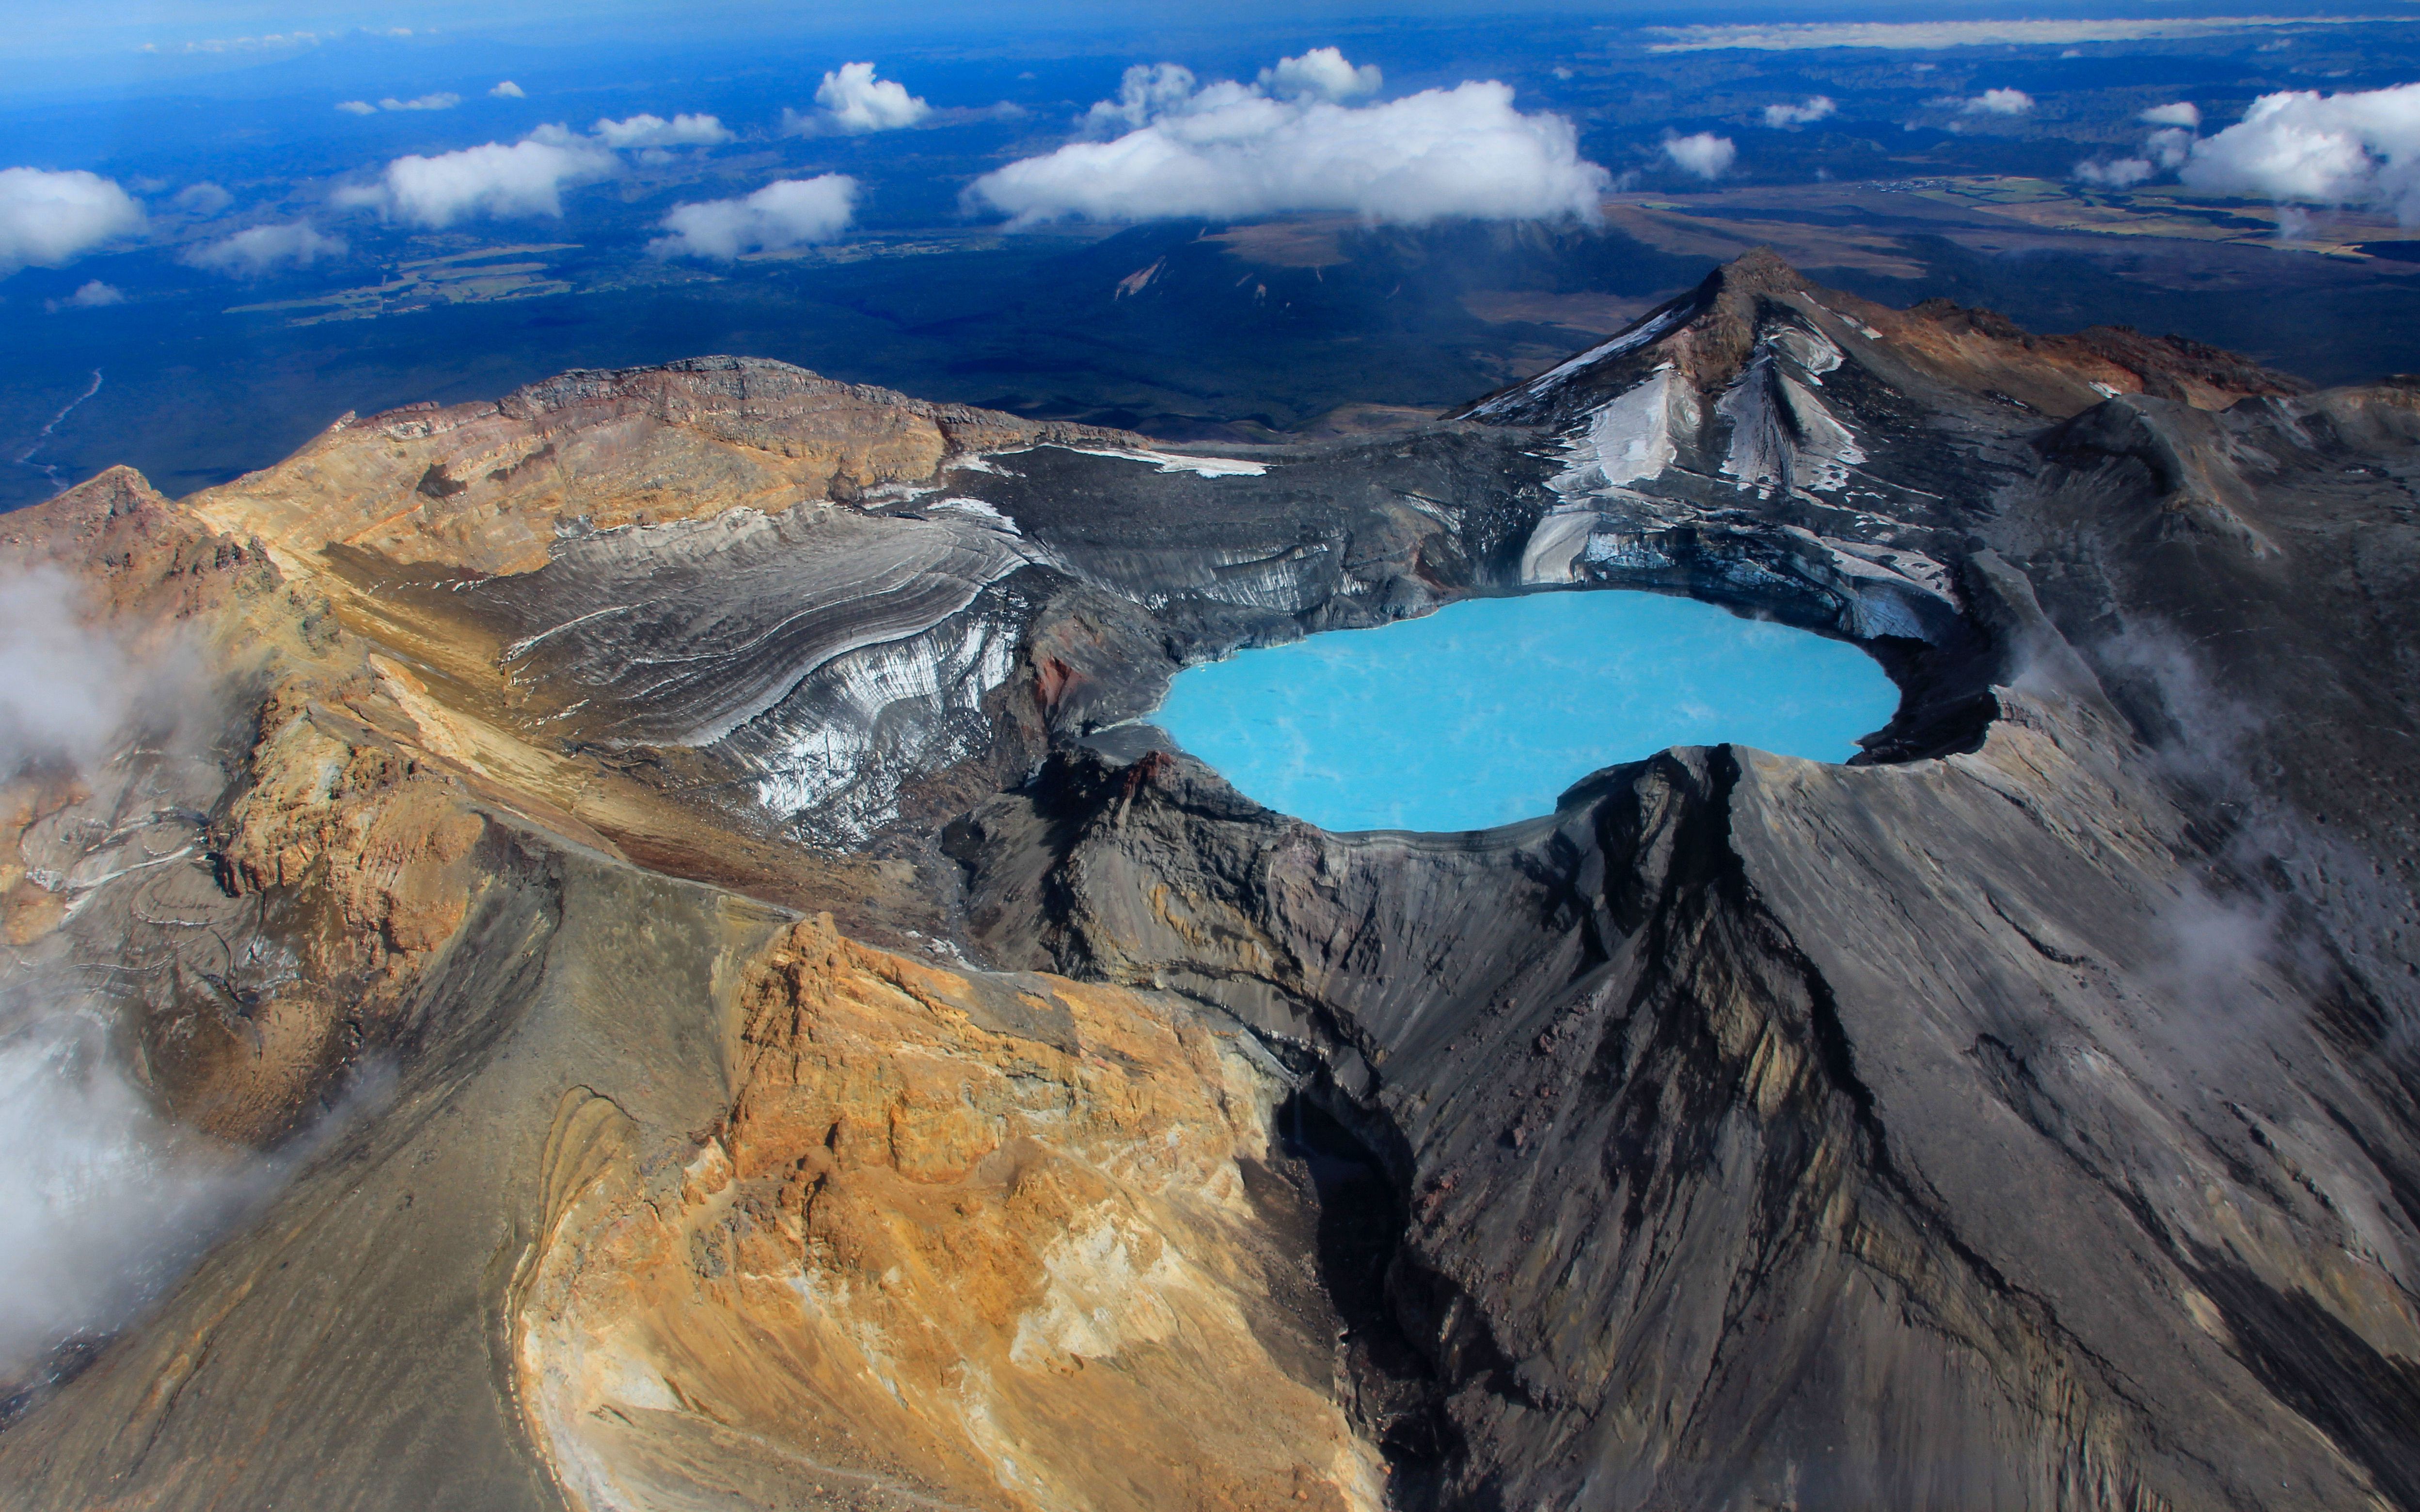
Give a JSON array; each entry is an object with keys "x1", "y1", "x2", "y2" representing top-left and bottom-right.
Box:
[
  {"x1": 750, "y1": 614, "x2": 1020, "y2": 837},
  {"x1": 1520, "y1": 508, "x2": 1603, "y2": 584},
  {"x1": 1469, "y1": 300, "x2": 1692, "y2": 416},
  {"x1": 1056, "y1": 445, "x2": 1269, "y2": 477},
  {"x1": 1769, "y1": 324, "x2": 1843, "y2": 380},
  {"x1": 1791, "y1": 528, "x2": 1962, "y2": 640},
  {"x1": 1718, "y1": 354, "x2": 1865, "y2": 497},
  {"x1": 924, "y1": 497, "x2": 1021, "y2": 534},
  {"x1": 1115, "y1": 259, "x2": 1165, "y2": 298},
  {"x1": 1549, "y1": 366, "x2": 1700, "y2": 496}
]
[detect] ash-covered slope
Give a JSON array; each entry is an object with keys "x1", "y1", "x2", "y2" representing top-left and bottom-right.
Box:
[{"x1": 1, "y1": 259, "x2": 2416, "y2": 1512}]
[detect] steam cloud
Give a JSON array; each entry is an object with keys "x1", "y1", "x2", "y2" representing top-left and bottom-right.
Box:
[
  {"x1": 335, "y1": 129, "x2": 615, "y2": 227},
  {"x1": 184, "y1": 220, "x2": 347, "y2": 277},
  {"x1": 969, "y1": 50, "x2": 1609, "y2": 226},
  {"x1": 0, "y1": 168, "x2": 145, "y2": 275},
  {"x1": 2087, "y1": 623, "x2": 2410, "y2": 1059},
  {"x1": 2182, "y1": 83, "x2": 2420, "y2": 223},
  {"x1": 0, "y1": 568, "x2": 286, "y2": 1388},
  {"x1": 809, "y1": 62, "x2": 931, "y2": 133},
  {"x1": 649, "y1": 175, "x2": 857, "y2": 259},
  {"x1": 0, "y1": 568, "x2": 139, "y2": 771},
  {"x1": 0, "y1": 1000, "x2": 269, "y2": 1385},
  {"x1": 1662, "y1": 132, "x2": 1738, "y2": 178}
]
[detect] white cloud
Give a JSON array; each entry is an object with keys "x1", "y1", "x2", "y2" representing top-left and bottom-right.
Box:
[
  {"x1": 491, "y1": 80, "x2": 526, "y2": 99},
  {"x1": 0, "y1": 169, "x2": 144, "y2": 276},
  {"x1": 2148, "y1": 127, "x2": 2197, "y2": 169},
  {"x1": 593, "y1": 112, "x2": 732, "y2": 149},
  {"x1": 2182, "y1": 83, "x2": 2420, "y2": 223},
  {"x1": 1663, "y1": 131, "x2": 1738, "y2": 179},
  {"x1": 1963, "y1": 89, "x2": 2035, "y2": 116},
  {"x1": 2075, "y1": 157, "x2": 2156, "y2": 187},
  {"x1": 1258, "y1": 47, "x2": 1382, "y2": 102},
  {"x1": 45, "y1": 280, "x2": 124, "y2": 311},
  {"x1": 2142, "y1": 101, "x2": 2201, "y2": 129},
  {"x1": 2072, "y1": 111, "x2": 2203, "y2": 189},
  {"x1": 812, "y1": 62, "x2": 931, "y2": 133},
  {"x1": 649, "y1": 175, "x2": 857, "y2": 259},
  {"x1": 970, "y1": 57, "x2": 1608, "y2": 226},
  {"x1": 334, "y1": 131, "x2": 615, "y2": 227},
  {"x1": 173, "y1": 182, "x2": 232, "y2": 216},
  {"x1": 342, "y1": 94, "x2": 464, "y2": 115},
  {"x1": 1081, "y1": 63, "x2": 1214, "y2": 134},
  {"x1": 149, "y1": 30, "x2": 320, "y2": 55},
  {"x1": 185, "y1": 220, "x2": 346, "y2": 277},
  {"x1": 1762, "y1": 96, "x2": 1835, "y2": 128},
  {"x1": 1647, "y1": 17, "x2": 2362, "y2": 51}
]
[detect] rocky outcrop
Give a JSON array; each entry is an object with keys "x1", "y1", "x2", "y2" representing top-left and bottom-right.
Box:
[
  {"x1": 0, "y1": 464, "x2": 283, "y2": 626},
  {"x1": 516, "y1": 916, "x2": 1378, "y2": 1512}
]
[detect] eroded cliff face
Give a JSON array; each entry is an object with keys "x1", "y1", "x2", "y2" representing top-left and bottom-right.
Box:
[
  {"x1": 516, "y1": 917, "x2": 1380, "y2": 1512},
  {"x1": 2, "y1": 258, "x2": 2417, "y2": 1512}
]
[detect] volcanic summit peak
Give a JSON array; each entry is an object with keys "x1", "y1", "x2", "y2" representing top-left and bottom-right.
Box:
[{"x1": 1461, "y1": 248, "x2": 2309, "y2": 431}]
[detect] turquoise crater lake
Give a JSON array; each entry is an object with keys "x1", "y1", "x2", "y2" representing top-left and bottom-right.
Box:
[{"x1": 1149, "y1": 590, "x2": 1901, "y2": 833}]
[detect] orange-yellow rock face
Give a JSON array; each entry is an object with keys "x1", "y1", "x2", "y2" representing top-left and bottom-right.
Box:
[{"x1": 515, "y1": 917, "x2": 1382, "y2": 1512}]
